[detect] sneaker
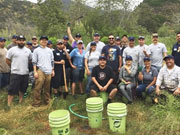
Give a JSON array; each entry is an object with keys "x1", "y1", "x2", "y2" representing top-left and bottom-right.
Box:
[
  {"x1": 63, "y1": 92, "x2": 68, "y2": 99},
  {"x1": 73, "y1": 95, "x2": 77, "y2": 99}
]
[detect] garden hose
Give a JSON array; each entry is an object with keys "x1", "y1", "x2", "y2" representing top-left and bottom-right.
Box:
[{"x1": 69, "y1": 104, "x2": 106, "y2": 120}]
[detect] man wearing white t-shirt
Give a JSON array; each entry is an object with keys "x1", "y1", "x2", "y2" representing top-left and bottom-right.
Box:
[
  {"x1": 86, "y1": 33, "x2": 105, "y2": 54},
  {"x1": 148, "y1": 33, "x2": 167, "y2": 72}
]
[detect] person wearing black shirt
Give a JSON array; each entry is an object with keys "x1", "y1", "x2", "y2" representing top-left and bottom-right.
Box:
[
  {"x1": 52, "y1": 40, "x2": 70, "y2": 98},
  {"x1": 90, "y1": 56, "x2": 118, "y2": 104},
  {"x1": 172, "y1": 32, "x2": 180, "y2": 67}
]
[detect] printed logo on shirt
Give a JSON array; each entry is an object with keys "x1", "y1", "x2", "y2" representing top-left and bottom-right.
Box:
[
  {"x1": 108, "y1": 48, "x2": 117, "y2": 61},
  {"x1": 98, "y1": 72, "x2": 106, "y2": 80},
  {"x1": 56, "y1": 53, "x2": 60, "y2": 56},
  {"x1": 174, "y1": 48, "x2": 177, "y2": 51}
]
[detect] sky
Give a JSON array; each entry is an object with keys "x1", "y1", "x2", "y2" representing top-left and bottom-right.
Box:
[{"x1": 27, "y1": 0, "x2": 143, "y2": 9}]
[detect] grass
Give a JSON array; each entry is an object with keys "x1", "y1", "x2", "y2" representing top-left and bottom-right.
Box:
[{"x1": 0, "y1": 87, "x2": 180, "y2": 135}]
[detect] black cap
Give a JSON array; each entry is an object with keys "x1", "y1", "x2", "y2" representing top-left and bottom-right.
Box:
[
  {"x1": 128, "y1": 36, "x2": 135, "y2": 41},
  {"x1": 163, "y1": 55, "x2": 174, "y2": 61},
  {"x1": 63, "y1": 35, "x2": 69, "y2": 40},
  {"x1": 138, "y1": 36, "x2": 145, "y2": 40},
  {"x1": 12, "y1": 35, "x2": 17, "y2": 39},
  {"x1": 144, "y1": 57, "x2": 150, "y2": 61},
  {"x1": 26, "y1": 41, "x2": 32, "y2": 46},
  {"x1": 0, "y1": 37, "x2": 6, "y2": 42},
  {"x1": 17, "y1": 35, "x2": 26, "y2": 41},
  {"x1": 40, "y1": 36, "x2": 48, "y2": 40},
  {"x1": 116, "y1": 36, "x2": 121, "y2": 41},
  {"x1": 99, "y1": 56, "x2": 107, "y2": 61},
  {"x1": 47, "y1": 40, "x2": 53, "y2": 45},
  {"x1": 94, "y1": 33, "x2": 100, "y2": 37},
  {"x1": 90, "y1": 41, "x2": 96, "y2": 46},
  {"x1": 125, "y1": 55, "x2": 133, "y2": 61},
  {"x1": 75, "y1": 33, "x2": 81, "y2": 38}
]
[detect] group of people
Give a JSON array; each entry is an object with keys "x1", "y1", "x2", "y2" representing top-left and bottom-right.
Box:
[{"x1": 0, "y1": 26, "x2": 180, "y2": 107}]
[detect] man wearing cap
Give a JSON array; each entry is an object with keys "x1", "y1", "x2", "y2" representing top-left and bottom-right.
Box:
[
  {"x1": 148, "y1": 33, "x2": 167, "y2": 72},
  {"x1": 51, "y1": 40, "x2": 70, "y2": 99},
  {"x1": 86, "y1": 33, "x2": 105, "y2": 53},
  {"x1": 6, "y1": 35, "x2": 32, "y2": 106},
  {"x1": 47, "y1": 40, "x2": 54, "y2": 51},
  {"x1": 172, "y1": 32, "x2": 180, "y2": 67},
  {"x1": 7, "y1": 35, "x2": 17, "y2": 50},
  {"x1": 135, "y1": 36, "x2": 150, "y2": 68},
  {"x1": 32, "y1": 36, "x2": 54, "y2": 107},
  {"x1": 31, "y1": 36, "x2": 40, "y2": 52},
  {"x1": 67, "y1": 24, "x2": 84, "y2": 48},
  {"x1": 90, "y1": 56, "x2": 118, "y2": 104},
  {"x1": 102, "y1": 34, "x2": 122, "y2": 84},
  {"x1": 156, "y1": 55, "x2": 180, "y2": 96},
  {"x1": 123, "y1": 36, "x2": 140, "y2": 67},
  {"x1": 136, "y1": 57, "x2": 158, "y2": 98},
  {"x1": 0, "y1": 37, "x2": 10, "y2": 89}
]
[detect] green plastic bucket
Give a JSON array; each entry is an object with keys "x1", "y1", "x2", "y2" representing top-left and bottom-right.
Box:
[
  {"x1": 86, "y1": 97, "x2": 103, "y2": 128},
  {"x1": 107, "y1": 103, "x2": 127, "y2": 134},
  {"x1": 87, "y1": 108, "x2": 103, "y2": 128},
  {"x1": 100, "y1": 92, "x2": 108, "y2": 104},
  {"x1": 49, "y1": 110, "x2": 70, "y2": 135}
]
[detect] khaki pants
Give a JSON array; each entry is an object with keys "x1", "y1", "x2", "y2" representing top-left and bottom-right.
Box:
[{"x1": 33, "y1": 69, "x2": 51, "y2": 105}]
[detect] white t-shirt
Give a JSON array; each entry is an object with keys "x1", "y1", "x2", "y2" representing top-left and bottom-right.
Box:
[
  {"x1": 84, "y1": 51, "x2": 101, "y2": 68},
  {"x1": 148, "y1": 42, "x2": 167, "y2": 67},
  {"x1": 86, "y1": 41, "x2": 105, "y2": 54},
  {"x1": 6, "y1": 46, "x2": 32, "y2": 75},
  {"x1": 136, "y1": 44, "x2": 150, "y2": 67}
]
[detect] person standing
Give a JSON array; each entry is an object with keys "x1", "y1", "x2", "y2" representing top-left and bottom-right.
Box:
[
  {"x1": 172, "y1": 32, "x2": 180, "y2": 67},
  {"x1": 0, "y1": 37, "x2": 10, "y2": 89},
  {"x1": 90, "y1": 56, "x2": 118, "y2": 104},
  {"x1": 135, "y1": 36, "x2": 150, "y2": 68},
  {"x1": 6, "y1": 35, "x2": 32, "y2": 106},
  {"x1": 52, "y1": 40, "x2": 70, "y2": 98},
  {"x1": 102, "y1": 34, "x2": 122, "y2": 84},
  {"x1": 32, "y1": 36, "x2": 54, "y2": 107},
  {"x1": 85, "y1": 41, "x2": 101, "y2": 95},
  {"x1": 86, "y1": 33, "x2": 105, "y2": 53},
  {"x1": 115, "y1": 36, "x2": 126, "y2": 56},
  {"x1": 31, "y1": 36, "x2": 40, "y2": 52},
  {"x1": 70, "y1": 40, "x2": 86, "y2": 99},
  {"x1": 156, "y1": 55, "x2": 180, "y2": 96},
  {"x1": 7, "y1": 35, "x2": 17, "y2": 50},
  {"x1": 148, "y1": 33, "x2": 167, "y2": 72},
  {"x1": 123, "y1": 37, "x2": 139, "y2": 67},
  {"x1": 121, "y1": 34, "x2": 129, "y2": 47},
  {"x1": 47, "y1": 40, "x2": 54, "y2": 51}
]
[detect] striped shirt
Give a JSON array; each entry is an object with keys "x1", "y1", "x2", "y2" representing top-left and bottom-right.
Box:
[
  {"x1": 156, "y1": 65, "x2": 180, "y2": 91},
  {"x1": 32, "y1": 46, "x2": 54, "y2": 75}
]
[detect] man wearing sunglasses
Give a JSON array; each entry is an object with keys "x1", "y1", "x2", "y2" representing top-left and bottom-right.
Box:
[{"x1": 101, "y1": 34, "x2": 122, "y2": 84}]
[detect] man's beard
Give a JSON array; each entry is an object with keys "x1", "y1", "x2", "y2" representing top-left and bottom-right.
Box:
[{"x1": 18, "y1": 44, "x2": 25, "y2": 48}]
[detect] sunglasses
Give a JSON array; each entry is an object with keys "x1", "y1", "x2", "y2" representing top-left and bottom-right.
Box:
[{"x1": 109, "y1": 38, "x2": 114, "y2": 40}]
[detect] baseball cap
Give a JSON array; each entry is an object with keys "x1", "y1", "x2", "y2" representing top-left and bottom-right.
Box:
[
  {"x1": 75, "y1": 33, "x2": 81, "y2": 38},
  {"x1": 0, "y1": 37, "x2": 6, "y2": 42},
  {"x1": 138, "y1": 36, "x2": 145, "y2": 40},
  {"x1": 26, "y1": 41, "x2": 32, "y2": 46},
  {"x1": 144, "y1": 57, "x2": 151, "y2": 61},
  {"x1": 32, "y1": 36, "x2": 37, "y2": 40},
  {"x1": 128, "y1": 36, "x2": 135, "y2": 41},
  {"x1": 40, "y1": 36, "x2": 48, "y2": 40},
  {"x1": 17, "y1": 35, "x2": 26, "y2": 40},
  {"x1": 94, "y1": 33, "x2": 100, "y2": 37},
  {"x1": 47, "y1": 40, "x2": 53, "y2": 45},
  {"x1": 99, "y1": 56, "x2": 107, "y2": 61},
  {"x1": 57, "y1": 40, "x2": 64, "y2": 45},
  {"x1": 63, "y1": 35, "x2": 69, "y2": 40},
  {"x1": 77, "y1": 40, "x2": 83, "y2": 44},
  {"x1": 116, "y1": 36, "x2": 121, "y2": 41},
  {"x1": 163, "y1": 55, "x2": 174, "y2": 61},
  {"x1": 152, "y1": 33, "x2": 158, "y2": 37},
  {"x1": 90, "y1": 41, "x2": 96, "y2": 46},
  {"x1": 125, "y1": 55, "x2": 133, "y2": 61},
  {"x1": 12, "y1": 35, "x2": 17, "y2": 39}
]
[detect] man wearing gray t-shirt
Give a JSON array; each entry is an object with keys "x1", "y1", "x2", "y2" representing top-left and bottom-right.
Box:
[
  {"x1": 148, "y1": 33, "x2": 167, "y2": 71},
  {"x1": 6, "y1": 35, "x2": 32, "y2": 107}
]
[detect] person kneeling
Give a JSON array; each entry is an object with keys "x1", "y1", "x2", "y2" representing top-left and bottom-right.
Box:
[{"x1": 90, "y1": 56, "x2": 118, "y2": 104}]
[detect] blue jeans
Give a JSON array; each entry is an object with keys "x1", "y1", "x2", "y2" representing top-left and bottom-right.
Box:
[
  {"x1": 136, "y1": 84, "x2": 155, "y2": 97},
  {"x1": 0, "y1": 73, "x2": 10, "y2": 89},
  {"x1": 85, "y1": 68, "x2": 93, "y2": 94}
]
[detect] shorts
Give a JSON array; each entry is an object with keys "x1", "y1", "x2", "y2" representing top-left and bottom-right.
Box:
[
  {"x1": 65, "y1": 67, "x2": 72, "y2": 84},
  {"x1": 52, "y1": 67, "x2": 64, "y2": 89},
  {"x1": 8, "y1": 74, "x2": 29, "y2": 95},
  {"x1": 90, "y1": 84, "x2": 117, "y2": 93},
  {"x1": 72, "y1": 68, "x2": 84, "y2": 83}
]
